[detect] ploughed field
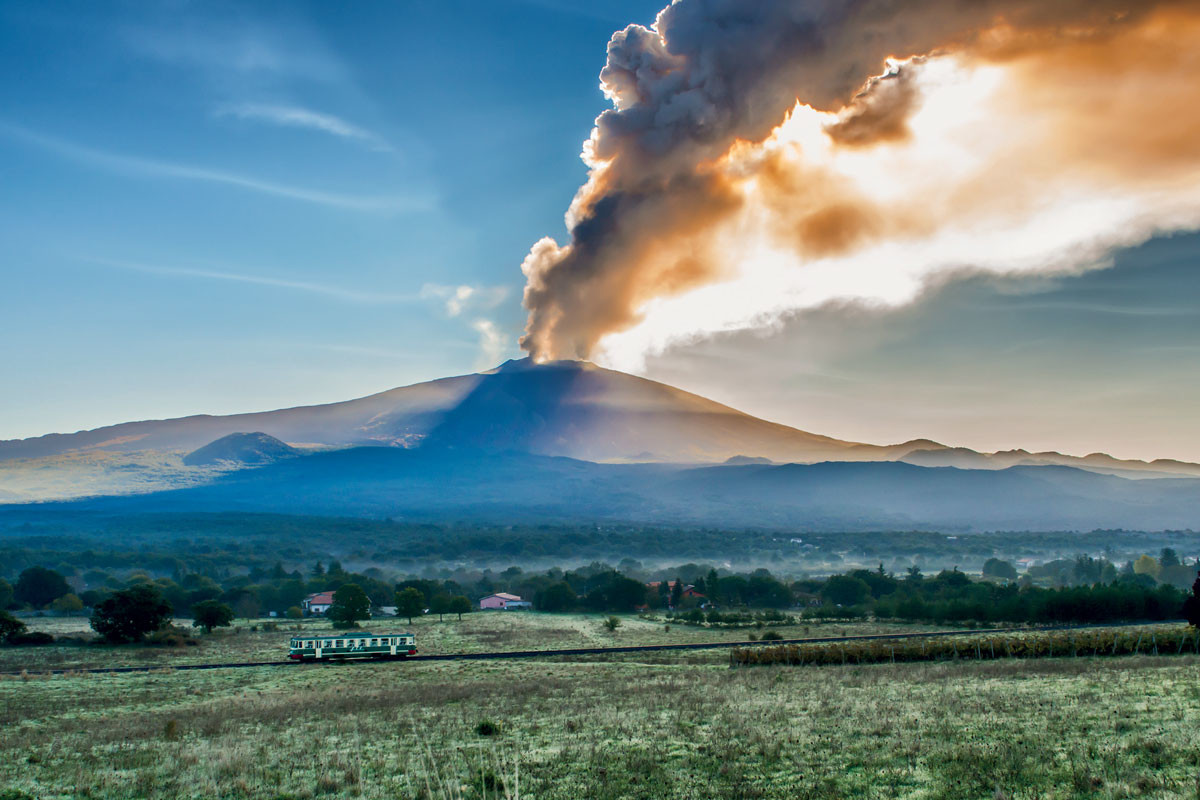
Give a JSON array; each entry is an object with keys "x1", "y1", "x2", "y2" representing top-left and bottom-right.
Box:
[{"x1": 3, "y1": 615, "x2": 1200, "y2": 799}]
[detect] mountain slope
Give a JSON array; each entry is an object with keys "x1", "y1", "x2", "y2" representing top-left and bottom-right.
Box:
[
  {"x1": 0, "y1": 373, "x2": 483, "y2": 459},
  {"x1": 0, "y1": 359, "x2": 870, "y2": 465}
]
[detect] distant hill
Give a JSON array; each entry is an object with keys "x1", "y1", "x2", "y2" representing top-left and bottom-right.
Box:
[
  {"x1": 14, "y1": 447, "x2": 1197, "y2": 532},
  {"x1": 182, "y1": 432, "x2": 298, "y2": 467},
  {"x1": 724, "y1": 455, "x2": 774, "y2": 465}
]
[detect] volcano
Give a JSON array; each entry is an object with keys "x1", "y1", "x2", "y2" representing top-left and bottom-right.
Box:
[
  {"x1": 0, "y1": 358, "x2": 883, "y2": 464},
  {"x1": 1, "y1": 358, "x2": 1197, "y2": 506}
]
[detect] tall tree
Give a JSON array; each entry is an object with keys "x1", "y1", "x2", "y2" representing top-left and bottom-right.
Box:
[
  {"x1": 90, "y1": 584, "x2": 173, "y2": 643},
  {"x1": 983, "y1": 558, "x2": 1018, "y2": 580},
  {"x1": 329, "y1": 583, "x2": 371, "y2": 628},
  {"x1": 191, "y1": 600, "x2": 235, "y2": 634},
  {"x1": 1134, "y1": 555, "x2": 1161, "y2": 579},
  {"x1": 429, "y1": 594, "x2": 451, "y2": 621},
  {"x1": 1184, "y1": 570, "x2": 1200, "y2": 629},
  {"x1": 535, "y1": 582, "x2": 577, "y2": 612},
  {"x1": 15, "y1": 567, "x2": 71, "y2": 609},
  {"x1": 394, "y1": 587, "x2": 425, "y2": 624},
  {"x1": 448, "y1": 595, "x2": 472, "y2": 621}
]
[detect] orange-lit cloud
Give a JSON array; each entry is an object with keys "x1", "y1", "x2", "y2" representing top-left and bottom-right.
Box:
[{"x1": 519, "y1": 0, "x2": 1200, "y2": 370}]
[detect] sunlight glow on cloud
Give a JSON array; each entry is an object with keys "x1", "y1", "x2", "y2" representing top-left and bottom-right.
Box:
[{"x1": 518, "y1": 2, "x2": 1200, "y2": 372}]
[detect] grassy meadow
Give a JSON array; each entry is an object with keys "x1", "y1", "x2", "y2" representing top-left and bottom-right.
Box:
[{"x1": 3, "y1": 614, "x2": 1200, "y2": 798}]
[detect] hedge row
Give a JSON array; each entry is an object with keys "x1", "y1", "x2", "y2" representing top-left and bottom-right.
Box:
[{"x1": 730, "y1": 626, "x2": 1200, "y2": 667}]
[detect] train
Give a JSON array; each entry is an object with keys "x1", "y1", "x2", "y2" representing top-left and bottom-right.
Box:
[{"x1": 288, "y1": 631, "x2": 417, "y2": 661}]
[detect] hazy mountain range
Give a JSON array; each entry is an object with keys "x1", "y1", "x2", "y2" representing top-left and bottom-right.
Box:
[{"x1": 1, "y1": 359, "x2": 1197, "y2": 531}]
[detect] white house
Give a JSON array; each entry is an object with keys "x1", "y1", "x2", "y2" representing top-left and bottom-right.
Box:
[{"x1": 302, "y1": 591, "x2": 335, "y2": 615}]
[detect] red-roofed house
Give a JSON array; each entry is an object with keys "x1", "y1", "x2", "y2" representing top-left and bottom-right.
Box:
[
  {"x1": 479, "y1": 592, "x2": 531, "y2": 610},
  {"x1": 302, "y1": 591, "x2": 335, "y2": 615}
]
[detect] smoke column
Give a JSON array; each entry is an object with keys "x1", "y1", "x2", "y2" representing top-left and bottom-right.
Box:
[{"x1": 519, "y1": 0, "x2": 1200, "y2": 370}]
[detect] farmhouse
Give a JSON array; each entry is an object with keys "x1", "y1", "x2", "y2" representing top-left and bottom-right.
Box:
[
  {"x1": 646, "y1": 580, "x2": 708, "y2": 609},
  {"x1": 302, "y1": 591, "x2": 335, "y2": 615},
  {"x1": 479, "y1": 592, "x2": 532, "y2": 610}
]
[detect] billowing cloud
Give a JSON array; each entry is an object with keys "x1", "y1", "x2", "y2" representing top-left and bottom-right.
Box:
[{"x1": 518, "y1": 0, "x2": 1200, "y2": 370}]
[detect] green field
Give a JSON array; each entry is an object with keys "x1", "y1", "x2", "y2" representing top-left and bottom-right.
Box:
[{"x1": 4, "y1": 614, "x2": 1200, "y2": 799}]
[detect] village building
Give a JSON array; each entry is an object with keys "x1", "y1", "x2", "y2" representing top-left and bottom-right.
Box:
[
  {"x1": 645, "y1": 580, "x2": 707, "y2": 609},
  {"x1": 302, "y1": 591, "x2": 335, "y2": 616},
  {"x1": 479, "y1": 592, "x2": 532, "y2": 610}
]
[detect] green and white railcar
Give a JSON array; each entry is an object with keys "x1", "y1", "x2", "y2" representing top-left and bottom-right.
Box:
[{"x1": 288, "y1": 632, "x2": 417, "y2": 661}]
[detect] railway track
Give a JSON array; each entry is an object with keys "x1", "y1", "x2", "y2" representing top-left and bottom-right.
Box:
[{"x1": 0, "y1": 621, "x2": 1171, "y2": 677}]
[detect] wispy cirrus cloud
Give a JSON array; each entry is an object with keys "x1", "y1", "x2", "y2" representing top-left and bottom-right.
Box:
[
  {"x1": 85, "y1": 257, "x2": 420, "y2": 305},
  {"x1": 420, "y1": 283, "x2": 509, "y2": 317},
  {"x1": 216, "y1": 103, "x2": 393, "y2": 152},
  {"x1": 0, "y1": 122, "x2": 428, "y2": 213},
  {"x1": 119, "y1": 17, "x2": 349, "y2": 86}
]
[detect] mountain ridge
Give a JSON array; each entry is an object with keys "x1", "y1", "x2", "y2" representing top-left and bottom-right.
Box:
[
  {"x1": 1, "y1": 359, "x2": 1196, "y2": 507},
  {"x1": 7, "y1": 446, "x2": 1197, "y2": 532}
]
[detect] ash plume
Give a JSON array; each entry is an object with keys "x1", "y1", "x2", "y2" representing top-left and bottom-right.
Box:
[{"x1": 519, "y1": 0, "x2": 1200, "y2": 367}]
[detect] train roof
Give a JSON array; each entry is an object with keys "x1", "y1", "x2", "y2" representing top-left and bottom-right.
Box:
[{"x1": 291, "y1": 632, "x2": 414, "y2": 638}]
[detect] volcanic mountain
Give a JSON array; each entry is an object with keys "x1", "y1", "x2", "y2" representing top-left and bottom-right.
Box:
[
  {"x1": 1, "y1": 359, "x2": 1197, "y2": 506},
  {"x1": 0, "y1": 359, "x2": 879, "y2": 465}
]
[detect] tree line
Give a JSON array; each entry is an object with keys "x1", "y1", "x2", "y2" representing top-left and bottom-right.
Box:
[{"x1": 2, "y1": 553, "x2": 1196, "y2": 648}]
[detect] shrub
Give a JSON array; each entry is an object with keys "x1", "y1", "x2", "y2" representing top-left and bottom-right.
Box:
[
  {"x1": 50, "y1": 593, "x2": 84, "y2": 613},
  {"x1": 0, "y1": 789, "x2": 36, "y2": 800},
  {"x1": 285, "y1": 606, "x2": 303, "y2": 620},
  {"x1": 476, "y1": 719, "x2": 503, "y2": 736},
  {"x1": 7, "y1": 631, "x2": 54, "y2": 646},
  {"x1": 147, "y1": 626, "x2": 199, "y2": 647},
  {"x1": 0, "y1": 610, "x2": 27, "y2": 644},
  {"x1": 761, "y1": 630, "x2": 784, "y2": 641},
  {"x1": 602, "y1": 615, "x2": 621, "y2": 632}
]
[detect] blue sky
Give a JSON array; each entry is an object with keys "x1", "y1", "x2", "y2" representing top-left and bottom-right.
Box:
[
  {"x1": 2, "y1": 1, "x2": 1198, "y2": 461},
  {"x1": 0, "y1": 0, "x2": 662, "y2": 437}
]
